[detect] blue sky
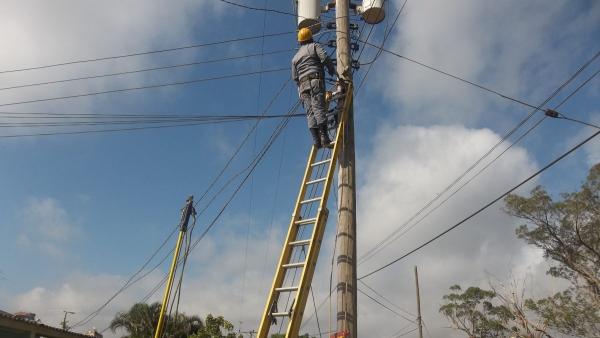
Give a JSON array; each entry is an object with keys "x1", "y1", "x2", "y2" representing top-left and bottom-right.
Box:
[{"x1": 0, "y1": 1, "x2": 599, "y2": 337}]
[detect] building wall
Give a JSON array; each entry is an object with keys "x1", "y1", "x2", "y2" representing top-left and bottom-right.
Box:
[{"x1": 0, "y1": 326, "x2": 30, "y2": 338}]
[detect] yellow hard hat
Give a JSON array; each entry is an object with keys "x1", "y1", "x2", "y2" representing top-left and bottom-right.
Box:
[{"x1": 297, "y1": 27, "x2": 313, "y2": 42}]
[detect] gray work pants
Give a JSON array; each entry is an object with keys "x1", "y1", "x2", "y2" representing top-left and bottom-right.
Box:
[{"x1": 299, "y1": 78, "x2": 327, "y2": 129}]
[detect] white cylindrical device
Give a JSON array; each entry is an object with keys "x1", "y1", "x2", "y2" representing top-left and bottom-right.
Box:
[
  {"x1": 297, "y1": 0, "x2": 321, "y2": 33},
  {"x1": 361, "y1": 0, "x2": 385, "y2": 24}
]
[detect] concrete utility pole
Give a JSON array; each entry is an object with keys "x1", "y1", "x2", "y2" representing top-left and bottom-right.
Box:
[
  {"x1": 61, "y1": 311, "x2": 75, "y2": 330},
  {"x1": 335, "y1": 0, "x2": 357, "y2": 337},
  {"x1": 414, "y1": 266, "x2": 424, "y2": 338}
]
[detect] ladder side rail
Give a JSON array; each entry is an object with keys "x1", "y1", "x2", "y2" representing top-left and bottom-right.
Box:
[
  {"x1": 285, "y1": 86, "x2": 354, "y2": 337},
  {"x1": 257, "y1": 145, "x2": 319, "y2": 338}
]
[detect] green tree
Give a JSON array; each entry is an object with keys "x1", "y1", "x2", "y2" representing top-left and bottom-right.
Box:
[
  {"x1": 109, "y1": 302, "x2": 202, "y2": 338},
  {"x1": 504, "y1": 163, "x2": 600, "y2": 337},
  {"x1": 439, "y1": 285, "x2": 513, "y2": 338},
  {"x1": 189, "y1": 314, "x2": 237, "y2": 338}
]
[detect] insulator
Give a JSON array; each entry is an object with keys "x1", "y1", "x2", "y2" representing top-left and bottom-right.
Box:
[
  {"x1": 327, "y1": 40, "x2": 337, "y2": 48},
  {"x1": 349, "y1": 23, "x2": 359, "y2": 30},
  {"x1": 351, "y1": 60, "x2": 360, "y2": 70},
  {"x1": 350, "y1": 42, "x2": 359, "y2": 51}
]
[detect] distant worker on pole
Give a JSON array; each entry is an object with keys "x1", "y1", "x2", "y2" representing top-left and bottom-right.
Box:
[{"x1": 292, "y1": 27, "x2": 336, "y2": 148}]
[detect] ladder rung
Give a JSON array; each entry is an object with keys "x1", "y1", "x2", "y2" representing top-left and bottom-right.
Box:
[
  {"x1": 275, "y1": 286, "x2": 299, "y2": 292},
  {"x1": 306, "y1": 177, "x2": 327, "y2": 185},
  {"x1": 289, "y1": 239, "x2": 311, "y2": 246},
  {"x1": 295, "y1": 217, "x2": 317, "y2": 225},
  {"x1": 271, "y1": 312, "x2": 291, "y2": 317},
  {"x1": 282, "y1": 262, "x2": 306, "y2": 269},
  {"x1": 300, "y1": 197, "x2": 322, "y2": 204},
  {"x1": 311, "y1": 159, "x2": 331, "y2": 167}
]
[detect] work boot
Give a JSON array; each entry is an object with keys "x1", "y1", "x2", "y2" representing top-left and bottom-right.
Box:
[
  {"x1": 310, "y1": 128, "x2": 322, "y2": 148},
  {"x1": 319, "y1": 124, "x2": 333, "y2": 148}
]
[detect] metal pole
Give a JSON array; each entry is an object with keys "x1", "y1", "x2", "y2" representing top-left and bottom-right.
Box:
[
  {"x1": 414, "y1": 266, "x2": 423, "y2": 338},
  {"x1": 335, "y1": 0, "x2": 357, "y2": 337},
  {"x1": 153, "y1": 196, "x2": 194, "y2": 338}
]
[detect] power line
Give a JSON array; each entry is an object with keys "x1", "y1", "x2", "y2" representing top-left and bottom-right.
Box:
[
  {"x1": 358, "y1": 279, "x2": 416, "y2": 318},
  {"x1": 0, "y1": 49, "x2": 294, "y2": 92},
  {"x1": 70, "y1": 225, "x2": 179, "y2": 328},
  {"x1": 358, "y1": 50, "x2": 600, "y2": 265},
  {"x1": 218, "y1": 0, "x2": 296, "y2": 17},
  {"x1": 357, "y1": 0, "x2": 408, "y2": 92},
  {"x1": 130, "y1": 100, "x2": 300, "y2": 318},
  {"x1": 0, "y1": 31, "x2": 294, "y2": 74},
  {"x1": 0, "y1": 67, "x2": 288, "y2": 107},
  {"x1": 359, "y1": 39, "x2": 581, "y2": 111},
  {"x1": 0, "y1": 121, "x2": 223, "y2": 139},
  {"x1": 73, "y1": 78, "x2": 294, "y2": 329},
  {"x1": 357, "y1": 286, "x2": 416, "y2": 323},
  {"x1": 0, "y1": 115, "x2": 302, "y2": 128},
  {"x1": 359, "y1": 127, "x2": 600, "y2": 280}
]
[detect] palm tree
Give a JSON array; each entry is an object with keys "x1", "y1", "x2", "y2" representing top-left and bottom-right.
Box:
[{"x1": 110, "y1": 302, "x2": 202, "y2": 338}]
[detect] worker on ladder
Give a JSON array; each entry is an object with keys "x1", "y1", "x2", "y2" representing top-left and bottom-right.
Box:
[{"x1": 292, "y1": 27, "x2": 336, "y2": 149}]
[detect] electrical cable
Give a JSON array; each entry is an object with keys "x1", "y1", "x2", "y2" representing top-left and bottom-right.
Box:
[
  {"x1": 0, "y1": 120, "x2": 251, "y2": 139},
  {"x1": 218, "y1": 0, "x2": 296, "y2": 17},
  {"x1": 359, "y1": 127, "x2": 600, "y2": 280},
  {"x1": 0, "y1": 49, "x2": 294, "y2": 92},
  {"x1": 70, "y1": 225, "x2": 179, "y2": 328},
  {"x1": 386, "y1": 324, "x2": 414, "y2": 338},
  {"x1": 0, "y1": 67, "x2": 288, "y2": 107},
  {"x1": 358, "y1": 279, "x2": 416, "y2": 318},
  {"x1": 0, "y1": 115, "x2": 301, "y2": 128},
  {"x1": 358, "y1": 39, "x2": 561, "y2": 111},
  {"x1": 356, "y1": 0, "x2": 408, "y2": 93},
  {"x1": 77, "y1": 77, "x2": 293, "y2": 329},
  {"x1": 310, "y1": 286, "x2": 323, "y2": 338},
  {"x1": 357, "y1": 286, "x2": 415, "y2": 323},
  {"x1": 0, "y1": 31, "x2": 295, "y2": 74},
  {"x1": 393, "y1": 327, "x2": 418, "y2": 338},
  {"x1": 99, "y1": 100, "x2": 299, "y2": 334},
  {"x1": 372, "y1": 69, "x2": 600, "y2": 256},
  {"x1": 358, "y1": 50, "x2": 600, "y2": 265},
  {"x1": 137, "y1": 99, "x2": 300, "y2": 314},
  {"x1": 239, "y1": 1, "x2": 270, "y2": 329}
]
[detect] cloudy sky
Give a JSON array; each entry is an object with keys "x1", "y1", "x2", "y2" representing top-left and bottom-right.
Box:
[{"x1": 0, "y1": 1, "x2": 599, "y2": 337}]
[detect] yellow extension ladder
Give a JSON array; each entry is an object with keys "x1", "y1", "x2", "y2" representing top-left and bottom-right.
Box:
[{"x1": 257, "y1": 85, "x2": 353, "y2": 338}]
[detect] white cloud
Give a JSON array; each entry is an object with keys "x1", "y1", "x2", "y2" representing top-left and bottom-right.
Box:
[
  {"x1": 0, "y1": 0, "x2": 225, "y2": 136},
  {"x1": 369, "y1": 0, "x2": 599, "y2": 128},
  {"x1": 18, "y1": 197, "x2": 79, "y2": 258},
  {"x1": 353, "y1": 124, "x2": 543, "y2": 337},
  {"x1": 7, "y1": 271, "x2": 165, "y2": 336}
]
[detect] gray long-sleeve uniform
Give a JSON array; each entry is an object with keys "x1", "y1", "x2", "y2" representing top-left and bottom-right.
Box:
[{"x1": 292, "y1": 42, "x2": 335, "y2": 128}]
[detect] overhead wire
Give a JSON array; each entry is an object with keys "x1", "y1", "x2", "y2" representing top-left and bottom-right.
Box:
[
  {"x1": 386, "y1": 324, "x2": 415, "y2": 338},
  {"x1": 363, "y1": 68, "x2": 600, "y2": 260},
  {"x1": 0, "y1": 67, "x2": 288, "y2": 107},
  {"x1": 356, "y1": 0, "x2": 408, "y2": 93},
  {"x1": 359, "y1": 38, "x2": 548, "y2": 110},
  {"x1": 239, "y1": 1, "x2": 270, "y2": 330},
  {"x1": 0, "y1": 49, "x2": 294, "y2": 92},
  {"x1": 359, "y1": 127, "x2": 600, "y2": 280},
  {"x1": 0, "y1": 31, "x2": 295, "y2": 74},
  {"x1": 356, "y1": 286, "x2": 415, "y2": 323},
  {"x1": 70, "y1": 225, "x2": 179, "y2": 328},
  {"x1": 358, "y1": 50, "x2": 600, "y2": 265},
  {"x1": 358, "y1": 279, "x2": 416, "y2": 318},
  {"x1": 76, "y1": 77, "x2": 294, "y2": 329},
  {"x1": 128, "y1": 99, "x2": 301, "y2": 326}
]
